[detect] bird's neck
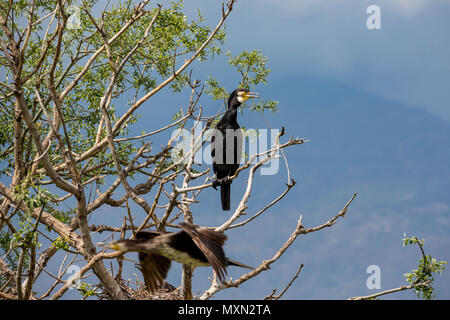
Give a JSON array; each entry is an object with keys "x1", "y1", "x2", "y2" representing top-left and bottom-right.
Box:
[
  {"x1": 122, "y1": 240, "x2": 157, "y2": 253},
  {"x1": 223, "y1": 108, "x2": 238, "y2": 123},
  {"x1": 229, "y1": 100, "x2": 241, "y2": 110}
]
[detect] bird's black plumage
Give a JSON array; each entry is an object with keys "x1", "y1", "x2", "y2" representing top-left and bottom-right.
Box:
[
  {"x1": 211, "y1": 89, "x2": 259, "y2": 210},
  {"x1": 98, "y1": 222, "x2": 252, "y2": 293}
]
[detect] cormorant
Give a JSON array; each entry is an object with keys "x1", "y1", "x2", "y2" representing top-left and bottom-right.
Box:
[
  {"x1": 98, "y1": 222, "x2": 252, "y2": 293},
  {"x1": 211, "y1": 89, "x2": 259, "y2": 210}
]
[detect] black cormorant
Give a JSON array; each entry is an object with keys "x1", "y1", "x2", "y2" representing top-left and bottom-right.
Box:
[
  {"x1": 211, "y1": 89, "x2": 259, "y2": 210},
  {"x1": 98, "y1": 222, "x2": 252, "y2": 293}
]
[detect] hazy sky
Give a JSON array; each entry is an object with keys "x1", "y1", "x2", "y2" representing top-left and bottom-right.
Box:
[{"x1": 190, "y1": 0, "x2": 450, "y2": 123}]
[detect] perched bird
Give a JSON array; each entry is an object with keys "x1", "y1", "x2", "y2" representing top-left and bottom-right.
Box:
[
  {"x1": 211, "y1": 88, "x2": 259, "y2": 210},
  {"x1": 98, "y1": 222, "x2": 252, "y2": 293}
]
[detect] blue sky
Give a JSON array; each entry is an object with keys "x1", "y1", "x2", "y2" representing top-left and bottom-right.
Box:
[
  {"x1": 196, "y1": 0, "x2": 450, "y2": 124},
  {"x1": 7, "y1": 0, "x2": 450, "y2": 299}
]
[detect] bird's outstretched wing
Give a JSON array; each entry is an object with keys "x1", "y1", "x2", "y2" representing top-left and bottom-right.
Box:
[
  {"x1": 136, "y1": 230, "x2": 171, "y2": 293},
  {"x1": 138, "y1": 253, "x2": 172, "y2": 293},
  {"x1": 179, "y1": 222, "x2": 228, "y2": 281}
]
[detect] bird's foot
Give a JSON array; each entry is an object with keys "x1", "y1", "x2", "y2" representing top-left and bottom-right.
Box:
[
  {"x1": 223, "y1": 176, "x2": 231, "y2": 184},
  {"x1": 212, "y1": 179, "x2": 221, "y2": 190},
  {"x1": 212, "y1": 176, "x2": 232, "y2": 189}
]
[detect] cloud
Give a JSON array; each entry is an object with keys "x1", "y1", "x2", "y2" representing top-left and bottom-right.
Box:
[
  {"x1": 411, "y1": 202, "x2": 449, "y2": 215},
  {"x1": 389, "y1": 0, "x2": 428, "y2": 14},
  {"x1": 258, "y1": 0, "x2": 450, "y2": 18},
  {"x1": 256, "y1": 0, "x2": 341, "y2": 17},
  {"x1": 385, "y1": 0, "x2": 442, "y2": 16}
]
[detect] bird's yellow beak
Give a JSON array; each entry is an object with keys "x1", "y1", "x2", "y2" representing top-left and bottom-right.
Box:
[
  {"x1": 242, "y1": 91, "x2": 259, "y2": 101},
  {"x1": 96, "y1": 242, "x2": 121, "y2": 251}
]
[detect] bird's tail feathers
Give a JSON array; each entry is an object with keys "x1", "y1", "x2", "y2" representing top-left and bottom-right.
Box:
[
  {"x1": 221, "y1": 183, "x2": 230, "y2": 211},
  {"x1": 226, "y1": 258, "x2": 253, "y2": 270}
]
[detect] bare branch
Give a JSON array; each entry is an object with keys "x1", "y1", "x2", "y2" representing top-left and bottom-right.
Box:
[
  {"x1": 200, "y1": 215, "x2": 305, "y2": 300},
  {"x1": 228, "y1": 179, "x2": 296, "y2": 229},
  {"x1": 348, "y1": 281, "x2": 431, "y2": 300},
  {"x1": 200, "y1": 193, "x2": 357, "y2": 300},
  {"x1": 299, "y1": 193, "x2": 357, "y2": 235},
  {"x1": 264, "y1": 263, "x2": 304, "y2": 300}
]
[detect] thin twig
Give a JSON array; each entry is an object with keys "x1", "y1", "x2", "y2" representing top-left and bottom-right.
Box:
[
  {"x1": 264, "y1": 264, "x2": 304, "y2": 300},
  {"x1": 349, "y1": 281, "x2": 431, "y2": 300}
]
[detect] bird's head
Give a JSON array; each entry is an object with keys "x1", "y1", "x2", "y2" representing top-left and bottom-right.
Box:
[
  {"x1": 96, "y1": 240, "x2": 129, "y2": 253},
  {"x1": 228, "y1": 88, "x2": 259, "y2": 108}
]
